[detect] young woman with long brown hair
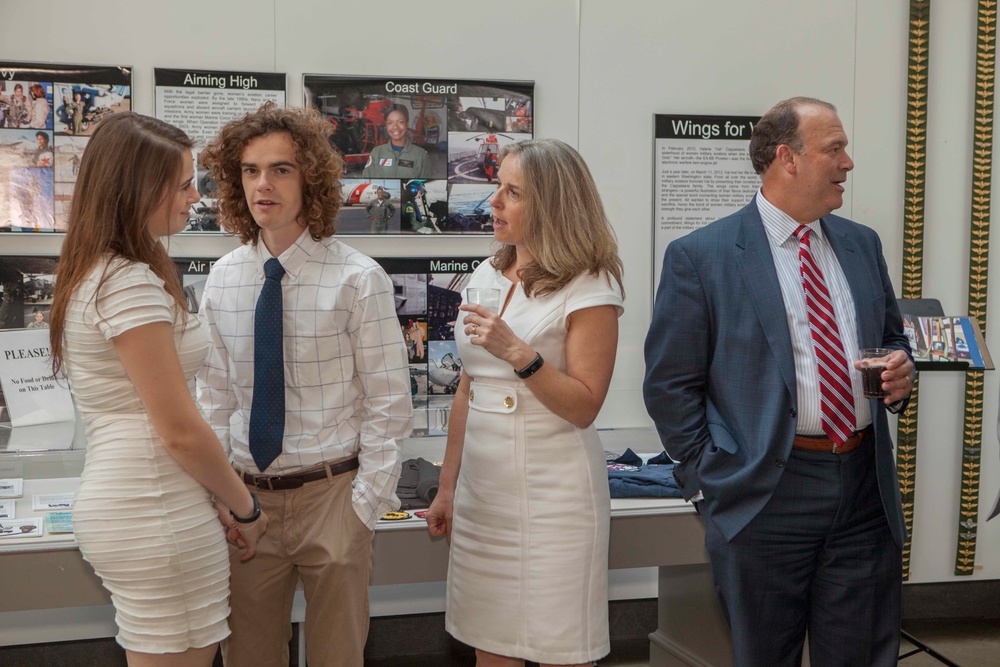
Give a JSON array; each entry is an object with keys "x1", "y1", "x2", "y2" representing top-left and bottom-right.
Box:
[{"x1": 50, "y1": 112, "x2": 267, "y2": 667}]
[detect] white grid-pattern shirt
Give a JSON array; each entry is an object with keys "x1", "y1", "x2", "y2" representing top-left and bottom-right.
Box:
[
  {"x1": 196, "y1": 230, "x2": 413, "y2": 528},
  {"x1": 756, "y1": 189, "x2": 873, "y2": 435}
]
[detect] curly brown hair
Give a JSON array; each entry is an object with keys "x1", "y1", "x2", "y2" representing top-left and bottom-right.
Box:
[{"x1": 200, "y1": 102, "x2": 345, "y2": 244}]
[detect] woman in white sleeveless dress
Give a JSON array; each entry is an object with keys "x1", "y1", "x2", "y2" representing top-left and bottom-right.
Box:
[
  {"x1": 49, "y1": 113, "x2": 268, "y2": 666},
  {"x1": 426, "y1": 138, "x2": 625, "y2": 666}
]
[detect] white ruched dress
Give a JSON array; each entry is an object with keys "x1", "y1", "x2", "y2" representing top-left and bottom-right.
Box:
[
  {"x1": 445, "y1": 262, "x2": 624, "y2": 664},
  {"x1": 64, "y1": 259, "x2": 230, "y2": 653}
]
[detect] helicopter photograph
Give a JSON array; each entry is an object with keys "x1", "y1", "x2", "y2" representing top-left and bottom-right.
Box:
[{"x1": 447, "y1": 131, "x2": 526, "y2": 183}]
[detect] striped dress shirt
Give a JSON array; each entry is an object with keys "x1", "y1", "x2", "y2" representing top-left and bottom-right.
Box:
[{"x1": 756, "y1": 190, "x2": 872, "y2": 435}]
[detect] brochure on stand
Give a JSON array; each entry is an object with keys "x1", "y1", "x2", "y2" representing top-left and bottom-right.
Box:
[
  {"x1": 0, "y1": 329, "x2": 75, "y2": 426},
  {"x1": 903, "y1": 314, "x2": 994, "y2": 370}
]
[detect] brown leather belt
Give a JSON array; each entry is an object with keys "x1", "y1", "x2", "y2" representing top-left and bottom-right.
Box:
[
  {"x1": 792, "y1": 425, "x2": 872, "y2": 454},
  {"x1": 239, "y1": 457, "x2": 360, "y2": 491}
]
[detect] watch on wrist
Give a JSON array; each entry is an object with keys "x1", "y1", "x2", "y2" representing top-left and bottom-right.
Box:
[
  {"x1": 515, "y1": 353, "x2": 544, "y2": 379},
  {"x1": 231, "y1": 492, "x2": 261, "y2": 524}
]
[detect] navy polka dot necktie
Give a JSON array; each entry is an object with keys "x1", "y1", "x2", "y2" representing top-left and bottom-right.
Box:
[{"x1": 249, "y1": 257, "x2": 286, "y2": 472}]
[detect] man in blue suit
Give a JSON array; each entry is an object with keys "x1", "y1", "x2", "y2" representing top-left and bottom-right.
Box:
[{"x1": 643, "y1": 97, "x2": 914, "y2": 667}]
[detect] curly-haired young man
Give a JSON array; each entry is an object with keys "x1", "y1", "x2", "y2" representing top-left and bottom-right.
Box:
[{"x1": 197, "y1": 103, "x2": 413, "y2": 667}]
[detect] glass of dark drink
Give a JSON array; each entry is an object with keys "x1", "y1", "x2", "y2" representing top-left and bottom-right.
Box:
[{"x1": 860, "y1": 348, "x2": 891, "y2": 398}]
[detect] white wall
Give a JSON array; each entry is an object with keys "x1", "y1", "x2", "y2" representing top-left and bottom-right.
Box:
[{"x1": 3, "y1": 0, "x2": 999, "y2": 586}]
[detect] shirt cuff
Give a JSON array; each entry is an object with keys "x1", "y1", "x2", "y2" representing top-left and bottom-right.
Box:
[{"x1": 352, "y1": 483, "x2": 401, "y2": 530}]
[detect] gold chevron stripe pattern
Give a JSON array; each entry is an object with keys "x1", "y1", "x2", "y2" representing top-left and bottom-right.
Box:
[
  {"x1": 898, "y1": 376, "x2": 920, "y2": 578},
  {"x1": 897, "y1": 0, "x2": 931, "y2": 581},
  {"x1": 955, "y1": 0, "x2": 996, "y2": 576}
]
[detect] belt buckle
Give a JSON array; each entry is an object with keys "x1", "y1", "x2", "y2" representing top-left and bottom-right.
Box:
[
  {"x1": 832, "y1": 442, "x2": 840, "y2": 454},
  {"x1": 255, "y1": 476, "x2": 282, "y2": 491}
]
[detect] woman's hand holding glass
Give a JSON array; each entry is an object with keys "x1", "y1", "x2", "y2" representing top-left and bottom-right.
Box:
[{"x1": 461, "y1": 303, "x2": 536, "y2": 370}]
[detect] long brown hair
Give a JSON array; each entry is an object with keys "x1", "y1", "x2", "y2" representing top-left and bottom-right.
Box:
[
  {"x1": 493, "y1": 138, "x2": 624, "y2": 298},
  {"x1": 49, "y1": 112, "x2": 193, "y2": 374},
  {"x1": 201, "y1": 102, "x2": 344, "y2": 245}
]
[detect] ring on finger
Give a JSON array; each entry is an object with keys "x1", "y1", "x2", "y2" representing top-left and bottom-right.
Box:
[{"x1": 471, "y1": 324, "x2": 478, "y2": 332}]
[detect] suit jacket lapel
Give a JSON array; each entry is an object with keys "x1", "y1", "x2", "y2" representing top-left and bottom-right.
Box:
[{"x1": 735, "y1": 200, "x2": 797, "y2": 397}]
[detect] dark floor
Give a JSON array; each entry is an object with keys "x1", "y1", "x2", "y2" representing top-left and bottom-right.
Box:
[
  {"x1": 362, "y1": 621, "x2": 1000, "y2": 666},
  {"x1": 2, "y1": 620, "x2": 998, "y2": 666},
  {"x1": 3, "y1": 589, "x2": 999, "y2": 667}
]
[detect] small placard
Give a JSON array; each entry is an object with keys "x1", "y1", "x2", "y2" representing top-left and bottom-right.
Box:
[
  {"x1": 0, "y1": 329, "x2": 75, "y2": 427},
  {"x1": 0, "y1": 499, "x2": 14, "y2": 519},
  {"x1": 0, "y1": 517, "x2": 42, "y2": 538},
  {"x1": 45, "y1": 511, "x2": 74, "y2": 533},
  {"x1": 0, "y1": 478, "x2": 23, "y2": 498},
  {"x1": 32, "y1": 492, "x2": 75, "y2": 511}
]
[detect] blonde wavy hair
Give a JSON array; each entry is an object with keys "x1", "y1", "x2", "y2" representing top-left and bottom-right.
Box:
[
  {"x1": 493, "y1": 138, "x2": 624, "y2": 298},
  {"x1": 200, "y1": 102, "x2": 345, "y2": 244}
]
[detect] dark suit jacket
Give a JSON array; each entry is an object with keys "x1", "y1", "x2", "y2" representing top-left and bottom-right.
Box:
[{"x1": 643, "y1": 197, "x2": 911, "y2": 547}]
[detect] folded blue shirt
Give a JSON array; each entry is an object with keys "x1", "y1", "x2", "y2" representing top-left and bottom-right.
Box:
[{"x1": 607, "y1": 448, "x2": 682, "y2": 499}]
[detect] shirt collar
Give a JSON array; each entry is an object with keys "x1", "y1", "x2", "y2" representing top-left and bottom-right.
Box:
[
  {"x1": 756, "y1": 188, "x2": 824, "y2": 247},
  {"x1": 253, "y1": 227, "x2": 321, "y2": 280}
]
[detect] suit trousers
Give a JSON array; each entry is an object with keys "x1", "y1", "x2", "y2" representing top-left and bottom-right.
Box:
[
  {"x1": 704, "y1": 435, "x2": 902, "y2": 667},
  {"x1": 222, "y1": 467, "x2": 374, "y2": 667}
]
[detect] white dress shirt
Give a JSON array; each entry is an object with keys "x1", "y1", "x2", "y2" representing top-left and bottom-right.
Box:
[
  {"x1": 757, "y1": 189, "x2": 872, "y2": 434},
  {"x1": 196, "y1": 229, "x2": 413, "y2": 528}
]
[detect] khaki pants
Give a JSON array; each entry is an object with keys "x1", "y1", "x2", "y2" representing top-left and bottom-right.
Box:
[{"x1": 222, "y1": 468, "x2": 374, "y2": 667}]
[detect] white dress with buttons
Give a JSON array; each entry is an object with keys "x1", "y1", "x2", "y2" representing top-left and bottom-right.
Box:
[{"x1": 446, "y1": 261, "x2": 624, "y2": 664}]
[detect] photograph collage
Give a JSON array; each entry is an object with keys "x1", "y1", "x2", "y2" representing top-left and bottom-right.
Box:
[
  {"x1": 304, "y1": 76, "x2": 533, "y2": 235},
  {"x1": 0, "y1": 63, "x2": 132, "y2": 232}
]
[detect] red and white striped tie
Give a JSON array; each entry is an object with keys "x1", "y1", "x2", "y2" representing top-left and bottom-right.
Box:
[{"x1": 795, "y1": 225, "x2": 856, "y2": 446}]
